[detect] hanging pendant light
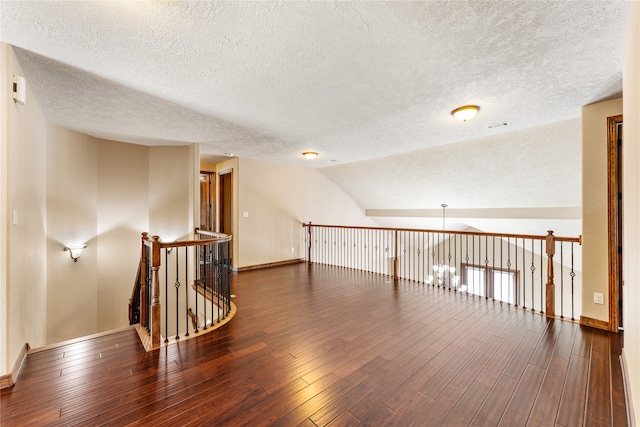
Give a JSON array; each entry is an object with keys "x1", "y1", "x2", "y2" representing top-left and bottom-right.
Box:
[{"x1": 426, "y1": 204, "x2": 463, "y2": 290}]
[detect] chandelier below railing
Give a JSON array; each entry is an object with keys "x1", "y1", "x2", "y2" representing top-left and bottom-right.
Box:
[{"x1": 426, "y1": 204, "x2": 465, "y2": 291}]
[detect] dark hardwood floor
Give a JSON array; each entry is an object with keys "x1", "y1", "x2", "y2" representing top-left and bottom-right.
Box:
[{"x1": 1, "y1": 263, "x2": 628, "y2": 426}]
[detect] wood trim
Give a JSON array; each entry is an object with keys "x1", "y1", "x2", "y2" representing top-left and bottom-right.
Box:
[
  {"x1": 0, "y1": 342, "x2": 30, "y2": 389},
  {"x1": 237, "y1": 258, "x2": 304, "y2": 272},
  {"x1": 137, "y1": 301, "x2": 237, "y2": 352},
  {"x1": 302, "y1": 223, "x2": 580, "y2": 243},
  {"x1": 608, "y1": 115, "x2": 623, "y2": 332},
  {"x1": 580, "y1": 315, "x2": 610, "y2": 331},
  {"x1": 28, "y1": 326, "x2": 134, "y2": 354}
]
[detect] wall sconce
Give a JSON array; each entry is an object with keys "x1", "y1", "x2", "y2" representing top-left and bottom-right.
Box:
[{"x1": 64, "y1": 244, "x2": 86, "y2": 262}]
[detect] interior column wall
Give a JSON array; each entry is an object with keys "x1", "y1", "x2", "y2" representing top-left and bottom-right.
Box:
[
  {"x1": 45, "y1": 125, "x2": 98, "y2": 344},
  {"x1": 149, "y1": 145, "x2": 195, "y2": 242},
  {"x1": 2, "y1": 43, "x2": 48, "y2": 374},
  {"x1": 96, "y1": 139, "x2": 150, "y2": 332},
  {"x1": 581, "y1": 97, "x2": 622, "y2": 323},
  {"x1": 622, "y1": 1, "x2": 640, "y2": 423}
]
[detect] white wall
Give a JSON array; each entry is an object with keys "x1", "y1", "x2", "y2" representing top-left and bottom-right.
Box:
[
  {"x1": 581, "y1": 98, "x2": 622, "y2": 324},
  {"x1": 237, "y1": 157, "x2": 377, "y2": 268},
  {"x1": 622, "y1": 2, "x2": 640, "y2": 424},
  {"x1": 1, "y1": 43, "x2": 48, "y2": 375}
]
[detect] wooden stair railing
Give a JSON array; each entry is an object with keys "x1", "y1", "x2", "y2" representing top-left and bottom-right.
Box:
[
  {"x1": 303, "y1": 222, "x2": 582, "y2": 322},
  {"x1": 129, "y1": 230, "x2": 233, "y2": 350}
]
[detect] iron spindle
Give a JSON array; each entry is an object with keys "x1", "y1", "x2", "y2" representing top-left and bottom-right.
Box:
[
  {"x1": 559, "y1": 243, "x2": 564, "y2": 319},
  {"x1": 185, "y1": 247, "x2": 189, "y2": 337},
  {"x1": 571, "y1": 243, "x2": 576, "y2": 321},
  {"x1": 164, "y1": 248, "x2": 169, "y2": 344},
  {"x1": 540, "y1": 240, "x2": 544, "y2": 314},
  {"x1": 175, "y1": 247, "x2": 180, "y2": 340}
]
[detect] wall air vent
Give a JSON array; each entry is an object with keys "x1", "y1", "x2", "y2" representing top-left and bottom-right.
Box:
[{"x1": 487, "y1": 121, "x2": 510, "y2": 129}]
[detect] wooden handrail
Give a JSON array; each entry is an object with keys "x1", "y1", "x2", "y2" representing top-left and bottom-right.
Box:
[
  {"x1": 304, "y1": 222, "x2": 582, "y2": 321},
  {"x1": 302, "y1": 222, "x2": 581, "y2": 243},
  {"x1": 130, "y1": 229, "x2": 233, "y2": 349},
  {"x1": 141, "y1": 229, "x2": 232, "y2": 250}
]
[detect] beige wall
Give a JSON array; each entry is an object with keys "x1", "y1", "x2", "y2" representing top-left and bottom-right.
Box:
[
  {"x1": 581, "y1": 97, "x2": 622, "y2": 322},
  {"x1": 149, "y1": 145, "x2": 197, "y2": 242},
  {"x1": 1, "y1": 44, "x2": 199, "y2": 374},
  {"x1": 46, "y1": 125, "x2": 98, "y2": 343},
  {"x1": 96, "y1": 140, "x2": 149, "y2": 333},
  {"x1": 237, "y1": 157, "x2": 376, "y2": 268},
  {"x1": 1, "y1": 43, "x2": 48, "y2": 374},
  {"x1": 623, "y1": 2, "x2": 640, "y2": 423},
  {"x1": 0, "y1": 44, "x2": 8, "y2": 375}
]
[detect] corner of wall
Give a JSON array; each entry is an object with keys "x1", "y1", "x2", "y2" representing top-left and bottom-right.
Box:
[{"x1": 580, "y1": 97, "x2": 622, "y2": 322}]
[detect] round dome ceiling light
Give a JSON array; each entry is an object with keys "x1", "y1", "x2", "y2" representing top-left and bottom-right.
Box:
[
  {"x1": 302, "y1": 151, "x2": 318, "y2": 160},
  {"x1": 451, "y1": 105, "x2": 480, "y2": 122}
]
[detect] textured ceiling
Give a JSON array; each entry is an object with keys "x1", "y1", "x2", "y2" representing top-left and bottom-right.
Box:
[{"x1": 0, "y1": 1, "x2": 628, "y2": 169}]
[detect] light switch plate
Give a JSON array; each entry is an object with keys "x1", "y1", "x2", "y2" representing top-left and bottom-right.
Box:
[{"x1": 594, "y1": 292, "x2": 604, "y2": 304}]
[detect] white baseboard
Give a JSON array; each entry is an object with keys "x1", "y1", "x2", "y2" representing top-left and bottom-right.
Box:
[
  {"x1": 621, "y1": 350, "x2": 637, "y2": 427},
  {"x1": 0, "y1": 342, "x2": 29, "y2": 389}
]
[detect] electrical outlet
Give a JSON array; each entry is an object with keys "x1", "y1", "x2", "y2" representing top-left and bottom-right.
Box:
[
  {"x1": 593, "y1": 292, "x2": 604, "y2": 305},
  {"x1": 291, "y1": 247, "x2": 295, "y2": 253}
]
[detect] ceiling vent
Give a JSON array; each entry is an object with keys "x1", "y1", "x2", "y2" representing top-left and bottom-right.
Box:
[{"x1": 487, "y1": 121, "x2": 510, "y2": 129}]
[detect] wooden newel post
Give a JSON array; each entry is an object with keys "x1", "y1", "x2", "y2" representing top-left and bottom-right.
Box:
[
  {"x1": 307, "y1": 222, "x2": 312, "y2": 263},
  {"x1": 545, "y1": 230, "x2": 555, "y2": 318},
  {"x1": 393, "y1": 230, "x2": 399, "y2": 283},
  {"x1": 140, "y1": 232, "x2": 149, "y2": 329},
  {"x1": 151, "y1": 235, "x2": 161, "y2": 346}
]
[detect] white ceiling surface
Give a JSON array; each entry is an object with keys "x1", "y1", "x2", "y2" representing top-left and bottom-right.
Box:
[{"x1": 0, "y1": 1, "x2": 628, "y2": 236}]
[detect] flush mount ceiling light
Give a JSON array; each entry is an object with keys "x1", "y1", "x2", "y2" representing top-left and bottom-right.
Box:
[
  {"x1": 451, "y1": 105, "x2": 480, "y2": 122},
  {"x1": 302, "y1": 151, "x2": 318, "y2": 160}
]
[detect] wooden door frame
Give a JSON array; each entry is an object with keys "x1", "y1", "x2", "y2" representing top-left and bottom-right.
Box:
[
  {"x1": 199, "y1": 171, "x2": 215, "y2": 231},
  {"x1": 607, "y1": 115, "x2": 623, "y2": 332}
]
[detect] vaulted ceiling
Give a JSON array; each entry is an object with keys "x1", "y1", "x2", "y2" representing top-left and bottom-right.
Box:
[{"x1": 0, "y1": 1, "x2": 629, "y2": 234}]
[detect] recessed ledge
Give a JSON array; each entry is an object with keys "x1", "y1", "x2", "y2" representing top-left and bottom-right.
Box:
[{"x1": 365, "y1": 207, "x2": 581, "y2": 220}]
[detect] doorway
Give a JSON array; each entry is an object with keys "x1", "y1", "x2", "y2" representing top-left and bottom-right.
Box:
[
  {"x1": 608, "y1": 115, "x2": 623, "y2": 331},
  {"x1": 219, "y1": 170, "x2": 233, "y2": 236},
  {"x1": 199, "y1": 172, "x2": 215, "y2": 231}
]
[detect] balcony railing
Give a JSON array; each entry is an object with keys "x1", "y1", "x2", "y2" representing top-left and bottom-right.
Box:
[
  {"x1": 303, "y1": 223, "x2": 582, "y2": 321},
  {"x1": 129, "y1": 229, "x2": 233, "y2": 350}
]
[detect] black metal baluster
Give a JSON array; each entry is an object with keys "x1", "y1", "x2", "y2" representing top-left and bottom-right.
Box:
[
  {"x1": 540, "y1": 240, "x2": 544, "y2": 314},
  {"x1": 147, "y1": 248, "x2": 152, "y2": 335},
  {"x1": 500, "y1": 236, "x2": 503, "y2": 303},
  {"x1": 522, "y1": 239, "x2": 526, "y2": 310},
  {"x1": 571, "y1": 243, "x2": 576, "y2": 321},
  {"x1": 485, "y1": 236, "x2": 489, "y2": 299},
  {"x1": 515, "y1": 238, "x2": 519, "y2": 307},
  {"x1": 447, "y1": 233, "x2": 452, "y2": 290},
  {"x1": 560, "y1": 242, "x2": 564, "y2": 319},
  {"x1": 175, "y1": 247, "x2": 180, "y2": 340},
  {"x1": 194, "y1": 243, "x2": 199, "y2": 333},
  {"x1": 185, "y1": 246, "x2": 189, "y2": 337},
  {"x1": 465, "y1": 234, "x2": 469, "y2": 295},
  {"x1": 530, "y1": 239, "x2": 535, "y2": 312},
  {"x1": 212, "y1": 242, "x2": 216, "y2": 325},
  {"x1": 164, "y1": 248, "x2": 169, "y2": 344},
  {"x1": 203, "y1": 243, "x2": 208, "y2": 330}
]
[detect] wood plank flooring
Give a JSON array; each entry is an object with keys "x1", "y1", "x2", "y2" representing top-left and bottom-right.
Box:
[{"x1": 0, "y1": 263, "x2": 628, "y2": 426}]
